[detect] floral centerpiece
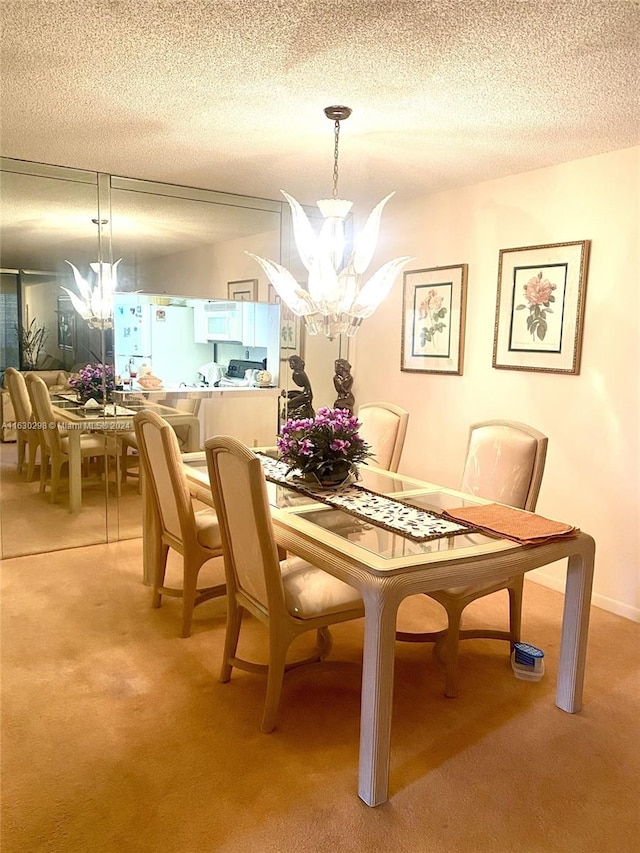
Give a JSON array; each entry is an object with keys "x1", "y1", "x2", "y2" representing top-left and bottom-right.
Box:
[
  {"x1": 68, "y1": 363, "x2": 115, "y2": 403},
  {"x1": 277, "y1": 406, "x2": 372, "y2": 486}
]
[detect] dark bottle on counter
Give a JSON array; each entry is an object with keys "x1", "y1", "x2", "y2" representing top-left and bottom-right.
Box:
[{"x1": 115, "y1": 375, "x2": 123, "y2": 391}]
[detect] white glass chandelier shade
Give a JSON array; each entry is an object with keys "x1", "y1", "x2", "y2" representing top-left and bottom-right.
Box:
[
  {"x1": 61, "y1": 258, "x2": 122, "y2": 330},
  {"x1": 249, "y1": 190, "x2": 412, "y2": 340},
  {"x1": 248, "y1": 107, "x2": 413, "y2": 340}
]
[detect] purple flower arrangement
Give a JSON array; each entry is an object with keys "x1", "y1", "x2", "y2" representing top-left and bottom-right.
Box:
[
  {"x1": 277, "y1": 406, "x2": 372, "y2": 481},
  {"x1": 68, "y1": 363, "x2": 115, "y2": 402}
]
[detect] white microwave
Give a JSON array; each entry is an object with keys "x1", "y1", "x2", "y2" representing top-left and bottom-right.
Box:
[{"x1": 193, "y1": 301, "x2": 242, "y2": 342}]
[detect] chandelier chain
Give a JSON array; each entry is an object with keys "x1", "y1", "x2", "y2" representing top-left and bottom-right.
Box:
[{"x1": 332, "y1": 119, "x2": 340, "y2": 199}]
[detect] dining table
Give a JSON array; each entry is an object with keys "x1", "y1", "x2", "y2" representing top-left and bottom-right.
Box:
[
  {"x1": 51, "y1": 396, "x2": 201, "y2": 513},
  {"x1": 173, "y1": 453, "x2": 595, "y2": 808}
]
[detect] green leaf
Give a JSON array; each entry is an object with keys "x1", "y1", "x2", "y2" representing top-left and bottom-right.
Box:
[{"x1": 515, "y1": 304, "x2": 526, "y2": 310}]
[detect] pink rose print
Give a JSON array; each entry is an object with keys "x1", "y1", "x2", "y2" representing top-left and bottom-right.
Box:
[
  {"x1": 516, "y1": 271, "x2": 557, "y2": 341},
  {"x1": 418, "y1": 288, "x2": 447, "y2": 346}
]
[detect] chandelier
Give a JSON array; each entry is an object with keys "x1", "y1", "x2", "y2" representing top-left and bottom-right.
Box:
[
  {"x1": 248, "y1": 105, "x2": 412, "y2": 340},
  {"x1": 62, "y1": 219, "x2": 122, "y2": 330}
]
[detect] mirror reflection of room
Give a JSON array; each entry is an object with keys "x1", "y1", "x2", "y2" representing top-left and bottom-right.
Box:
[{"x1": 1, "y1": 159, "x2": 323, "y2": 559}]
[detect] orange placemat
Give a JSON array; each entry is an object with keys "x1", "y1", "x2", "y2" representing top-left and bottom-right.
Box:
[{"x1": 442, "y1": 503, "x2": 578, "y2": 545}]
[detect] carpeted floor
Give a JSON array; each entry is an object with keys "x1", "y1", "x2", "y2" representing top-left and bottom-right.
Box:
[
  {"x1": 0, "y1": 440, "x2": 144, "y2": 557},
  {"x1": 1, "y1": 538, "x2": 639, "y2": 852}
]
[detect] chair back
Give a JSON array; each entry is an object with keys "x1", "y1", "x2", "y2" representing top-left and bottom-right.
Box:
[
  {"x1": 173, "y1": 398, "x2": 201, "y2": 416},
  {"x1": 204, "y1": 436, "x2": 283, "y2": 615},
  {"x1": 133, "y1": 410, "x2": 197, "y2": 547},
  {"x1": 5, "y1": 367, "x2": 32, "y2": 425},
  {"x1": 26, "y1": 373, "x2": 62, "y2": 456},
  {"x1": 460, "y1": 419, "x2": 548, "y2": 511},
  {"x1": 356, "y1": 401, "x2": 409, "y2": 472}
]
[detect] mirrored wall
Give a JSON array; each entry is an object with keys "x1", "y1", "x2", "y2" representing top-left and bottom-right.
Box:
[{"x1": 0, "y1": 157, "x2": 348, "y2": 558}]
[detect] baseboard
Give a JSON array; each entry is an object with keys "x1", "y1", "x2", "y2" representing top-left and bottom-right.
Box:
[{"x1": 528, "y1": 569, "x2": 640, "y2": 623}]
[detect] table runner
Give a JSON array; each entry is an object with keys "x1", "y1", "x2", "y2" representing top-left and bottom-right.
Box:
[{"x1": 258, "y1": 455, "x2": 475, "y2": 543}]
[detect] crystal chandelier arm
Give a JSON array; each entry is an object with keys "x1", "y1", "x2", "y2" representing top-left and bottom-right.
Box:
[
  {"x1": 281, "y1": 191, "x2": 318, "y2": 272},
  {"x1": 245, "y1": 252, "x2": 316, "y2": 316},
  {"x1": 64, "y1": 260, "x2": 93, "y2": 303},
  {"x1": 351, "y1": 192, "x2": 396, "y2": 275},
  {"x1": 350, "y1": 256, "x2": 414, "y2": 319},
  {"x1": 60, "y1": 286, "x2": 92, "y2": 321}
]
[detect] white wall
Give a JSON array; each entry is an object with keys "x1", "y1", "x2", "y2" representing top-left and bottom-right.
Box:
[{"x1": 352, "y1": 146, "x2": 639, "y2": 621}]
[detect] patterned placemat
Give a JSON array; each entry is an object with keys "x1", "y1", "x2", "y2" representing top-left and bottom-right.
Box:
[
  {"x1": 257, "y1": 455, "x2": 475, "y2": 543},
  {"x1": 442, "y1": 503, "x2": 578, "y2": 545}
]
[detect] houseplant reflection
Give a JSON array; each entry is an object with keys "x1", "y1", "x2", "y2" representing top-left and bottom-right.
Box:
[{"x1": 68, "y1": 363, "x2": 115, "y2": 404}]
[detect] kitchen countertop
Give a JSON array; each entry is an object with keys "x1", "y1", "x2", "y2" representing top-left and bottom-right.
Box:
[{"x1": 113, "y1": 385, "x2": 281, "y2": 401}]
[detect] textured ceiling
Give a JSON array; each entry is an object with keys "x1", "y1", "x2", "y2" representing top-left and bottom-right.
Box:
[{"x1": 1, "y1": 0, "x2": 638, "y2": 209}]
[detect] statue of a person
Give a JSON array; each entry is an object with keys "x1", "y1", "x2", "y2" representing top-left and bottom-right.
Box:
[
  {"x1": 286, "y1": 355, "x2": 315, "y2": 419},
  {"x1": 333, "y1": 358, "x2": 354, "y2": 412}
]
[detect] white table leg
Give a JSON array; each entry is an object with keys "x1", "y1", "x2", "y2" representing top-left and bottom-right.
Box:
[
  {"x1": 67, "y1": 429, "x2": 82, "y2": 513},
  {"x1": 556, "y1": 537, "x2": 595, "y2": 713},
  {"x1": 358, "y1": 580, "x2": 401, "y2": 807}
]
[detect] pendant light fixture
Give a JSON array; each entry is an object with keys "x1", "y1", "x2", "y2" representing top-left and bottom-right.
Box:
[
  {"x1": 62, "y1": 219, "x2": 122, "y2": 330},
  {"x1": 248, "y1": 105, "x2": 412, "y2": 340}
]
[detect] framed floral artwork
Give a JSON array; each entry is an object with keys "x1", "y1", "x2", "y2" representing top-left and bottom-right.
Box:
[
  {"x1": 401, "y1": 264, "x2": 468, "y2": 374},
  {"x1": 492, "y1": 241, "x2": 590, "y2": 374},
  {"x1": 227, "y1": 279, "x2": 257, "y2": 301}
]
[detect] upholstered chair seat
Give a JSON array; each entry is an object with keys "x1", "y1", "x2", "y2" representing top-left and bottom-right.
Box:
[{"x1": 280, "y1": 555, "x2": 363, "y2": 619}]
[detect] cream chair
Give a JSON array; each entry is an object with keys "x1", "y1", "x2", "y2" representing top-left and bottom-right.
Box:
[
  {"x1": 4, "y1": 367, "x2": 41, "y2": 480},
  {"x1": 396, "y1": 419, "x2": 548, "y2": 698},
  {"x1": 204, "y1": 435, "x2": 365, "y2": 733},
  {"x1": 26, "y1": 374, "x2": 119, "y2": 504},
  {"x1": 356, "y1": 401, "x2": 409, "y2": 473},
  {"x1": 133, "y1": 409, "x2": 225, "y2": 638},
  {"x1": 121, "y1": 397, "x2": 202, "y2": 490}
]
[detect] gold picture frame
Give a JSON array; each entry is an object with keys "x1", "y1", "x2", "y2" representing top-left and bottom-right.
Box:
[
  {"x1": 401, "y1": 264, "x2": 468, "y2": 375},
  {"x1": 492, "y1": 241, "x2": 590, "y2": 374}
]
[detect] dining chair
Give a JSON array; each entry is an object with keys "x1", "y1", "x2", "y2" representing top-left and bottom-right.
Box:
[
  {"x1": 396, "y1": 419, "x2": 548, "y2": 698},
  {"x1": 4, "y1": 367, "x2": 41, "y2": 480},
  {"x1": 356, "y1": 401, "x2": 409, "y2": 473},
  {"x1": 26, "y1": 373, "x2": 120, "y2": 504},
  {"x1": 133, "y1": 409, "x2": 226, "y2": 638},
  {"x1": 121, "y1": 398, "x2": 202, "y2": 490},
  {"x1": 204, "y1": 434, "x2": 365, "y2": 733}
]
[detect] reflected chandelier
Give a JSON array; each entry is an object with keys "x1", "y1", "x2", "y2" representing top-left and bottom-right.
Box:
[
  {"x1": 62, "y1": 219, "x2": 122, "y2": 330},
  {"x1": 248, "y1": 105, "x2": 412, "y2": 340}
]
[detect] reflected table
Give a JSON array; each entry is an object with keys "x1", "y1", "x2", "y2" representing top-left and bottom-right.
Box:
[
  {"x1": 181, "y1": 455, "x2": 595, "y2": 807},
  {"x1": 51, "y1": 398, "x2": 200, "y2": 512}
]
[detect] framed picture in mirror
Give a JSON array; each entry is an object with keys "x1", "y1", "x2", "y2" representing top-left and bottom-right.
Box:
[
  {"x1": 227, "y1": 279, "x2": 257, "y2": 301},
  {"x1": 57, "y1": 297, "x2": 76, "y2": 351}
]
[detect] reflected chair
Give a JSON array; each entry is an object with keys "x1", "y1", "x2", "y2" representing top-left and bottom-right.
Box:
[
  {"x1": 356, "y1": 401, "x2": 409, "y2": 472},
  {"x1": 4, "y1": 367, "x2": 40, "y2": 480},
  {"x1": 133, "y1": 409, "x2": 225, "y2": 638},
  {"x1": 396, "y1": 419, "x2": 548, "y2": 698},
  {"x1": 26, "y1": 373, "x2": 120, "y2": 504},
  {"x1": 204, "y1": 435, "x2": 365, "y2": 733},
  {"x1": 121, "y1": 398, "x2": 202, "y2": 490}
]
